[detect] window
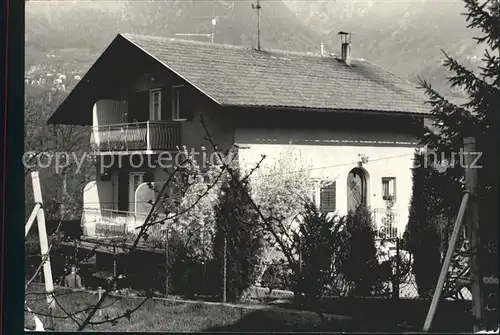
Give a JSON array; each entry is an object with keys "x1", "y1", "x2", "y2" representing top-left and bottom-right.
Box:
[
  {"x1": 382, "y1": 177, "x2": 396, "y2": 201},
  {"x1": 172, "y1": 85, "x2": 186, "y2": 120},
  {"x1": 308, "y1": 187, "x2": 317, "y2": 205},
  {"x1": 149, "y1": 89, "x2": 162, "y2": 121},
  {"x1": 131, "y1": 173, "x2": 144, "y2": 192},
  {"x1": 320, "y1": 182, "x2": 336, "y2": 213},
  {"x1": 306, "y1": 181, "x2": 318, "y2": 204}
]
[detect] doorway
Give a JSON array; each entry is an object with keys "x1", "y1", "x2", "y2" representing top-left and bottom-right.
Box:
[
  {"x1": 128, "y1": 172, "x2": 145, "y2": 213},
  {"x1": 346, "y1": 167, "x2": 369, "y2": 212}
]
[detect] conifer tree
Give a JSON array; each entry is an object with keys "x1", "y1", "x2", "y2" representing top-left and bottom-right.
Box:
[
  {"x1": 212, "y1": 169, "x2": 264, "y2": 302},
  {"x1": 403, "y1": 151, "x2": 446, "y2": 297},
  {"x1": 417, "y1": 0, "x2": 499, "y2": 328},
  {"x1": 340, "y1": 205, "x2": 381, "y2": 296},
  {"x1": 296, "y1": 201, "x2": 346, "y2": 305}
]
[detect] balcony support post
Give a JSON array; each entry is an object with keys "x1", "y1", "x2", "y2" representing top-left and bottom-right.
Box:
[
  {"x1": 106, "y1": 126, "x2": 111, "y2": 151},
  {"x1": 146, "y1": 121, "x2": 151, "y2": 151},
  {"x1": 125, "y1": 123, "x2": 129, "y2": 152}
]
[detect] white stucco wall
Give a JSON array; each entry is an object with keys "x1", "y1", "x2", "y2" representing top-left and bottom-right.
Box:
[{"x1": 235, "y1": 127, "x2": 417, "y2": 236}]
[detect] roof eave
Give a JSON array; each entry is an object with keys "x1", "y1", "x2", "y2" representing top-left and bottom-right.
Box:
[
  {"x1": 46, "y1": 34, "x2": 130, "y2": 126},
  {"x1": 220, "y1": 104, "x2": 432, "y2": 117}
]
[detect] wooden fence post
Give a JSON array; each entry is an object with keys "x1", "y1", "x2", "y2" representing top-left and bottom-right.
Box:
[
  {"x1": 393, "y1": 238, "x2": 400, "y2": 300},
  {"x1": 463, "y1": 136, "x2": 484, "y2": 332},
  {"x1": 223, "y1": 236, "x2": 227, "y2": 303},
  {"x1": 113, "y1": 245, "x2": 117, "y2": 291},
  {"x1": 164, "y1": 226, "x2": 169, "y2": 296},
  {"x1": 299, "y1": 239, "x2": 303, "y2": 279},
  {"x1": 98, "y1": 286, "x2": 103, "y2": 317},
  {"x1": 31, "y1": 171, "x2": 55, "y2": 327}
]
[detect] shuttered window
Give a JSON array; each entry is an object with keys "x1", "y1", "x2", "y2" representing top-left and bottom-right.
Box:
[{"x1": 320, "y1": 182, "x2": 336, "y2": 213}]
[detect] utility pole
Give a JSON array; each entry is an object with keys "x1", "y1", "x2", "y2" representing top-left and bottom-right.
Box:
[
  {"x1": 463, "y1": 137, "x2": 484, "y2": 332},
  {"x1": 179, "y1": 0, "x2": 218, "y2": 43},
  {"x1": 210, "y1": 1, "x2": 216, "y2": 44},
  {"x1": 252, "y1": 0, "x2": 262, "y2": 50},
  {"x1": 211, "y1": 17, "x2": 216, "y2": 44}
]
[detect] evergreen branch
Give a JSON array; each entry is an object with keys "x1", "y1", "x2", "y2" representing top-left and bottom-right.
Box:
[
  {"x1": 463, "y1": 0, "x2": 500, "y2": 50},
  {"x1": 442, "y1": 50, "x2": 497, "y2": 92}
]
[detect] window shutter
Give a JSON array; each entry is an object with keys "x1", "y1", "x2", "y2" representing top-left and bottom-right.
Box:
[
  {"x1": 320, "y1": 182, "x2": 336, "y2": 213},
  {"x1": 382, "y1": 180, "x2": 389, "y2": 197},
  {"x1": 389, "y1": 179, "x2": 395, "y2": 196}
]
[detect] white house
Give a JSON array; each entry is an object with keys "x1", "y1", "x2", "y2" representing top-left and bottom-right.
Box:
[{"x1": 47, "y1": 32, "x2": 430, "y2": 240}]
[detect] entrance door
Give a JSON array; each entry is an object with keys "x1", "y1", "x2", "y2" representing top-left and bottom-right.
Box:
[
  {"x1": 347, "y1": 167, "x2": 368, "y2": 213},
  {"x1": 129, "y1": 172, "x2": 145, "y2": 213}
]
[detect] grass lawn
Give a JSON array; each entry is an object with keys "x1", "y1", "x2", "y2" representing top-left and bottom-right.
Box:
[
  {"x1": 25, "y1": 283, "x2": 471, "y2": 332},
  {"x1": 25, "y1": 287, "x2": 245, "y2": 332},
  {"x1": 25, "y1": 287, "x2": 355, "y2": 332}
]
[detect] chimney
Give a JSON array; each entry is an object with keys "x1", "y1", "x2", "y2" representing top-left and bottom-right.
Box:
[
  {"x1": 338, "y1": 31, "x2": 352, "y2": 66},
  {"x1": 320, "y1": 43, "x2": 324, "y2": 57}
]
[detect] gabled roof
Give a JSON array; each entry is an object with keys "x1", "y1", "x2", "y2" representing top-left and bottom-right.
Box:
[
  {"x1": 121, "y1": 33, "x2": 430, "y2": 115},
  {"x1": 48, "y1": 33, "x2": 431, "y2": 125}
]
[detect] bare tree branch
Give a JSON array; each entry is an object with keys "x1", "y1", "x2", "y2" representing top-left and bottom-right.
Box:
[{"x1": 199, "y1": 115, "x2": 299, "y2": 270}]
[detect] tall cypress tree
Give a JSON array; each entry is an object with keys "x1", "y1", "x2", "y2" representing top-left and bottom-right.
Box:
[
  {"x1": 418, "y1": 0, "x2": 499, "y2": 328},
  {"x1": 403, "y1": 151, "x2": 446, "y2": 297},
  {"x1": 340, "y1": 205, "x2": 381, "y2": 297},
  {"x1": 212, "y1": 169, "x2": 264, "y2": 302}
]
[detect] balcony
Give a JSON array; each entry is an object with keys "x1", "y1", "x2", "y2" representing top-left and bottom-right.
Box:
[
  {"x1": 82, "y1": 208, "x2": 168, "y2": 242},
  {"x1": 373, "y1": 208, "x2": 399, "y2": 239},
  {"x1": 90, "y1": 121, "x2": 181, "y2": 153}
]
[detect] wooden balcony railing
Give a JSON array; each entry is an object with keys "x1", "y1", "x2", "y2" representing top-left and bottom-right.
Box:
[{"x1": 90, "y1": 121, "x2": 181, "y2": 153}]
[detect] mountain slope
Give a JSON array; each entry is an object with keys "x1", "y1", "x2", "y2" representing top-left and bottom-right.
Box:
[
  {"x1": 284, "y1": 0, "x2": 485, "y2": 98},
  {"x1": 25, "y1": 0, "x2": 484, "y2": 99},
  {"x1": 25, "y1": 0, "x2": 321, "y2": 72}
]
